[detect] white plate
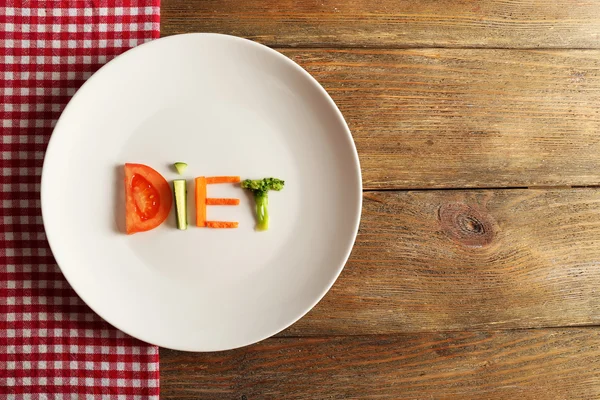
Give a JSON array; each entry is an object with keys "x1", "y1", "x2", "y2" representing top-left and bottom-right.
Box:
[{"x1": 42, "y1": 33, "x2": 362, "y2": 351}]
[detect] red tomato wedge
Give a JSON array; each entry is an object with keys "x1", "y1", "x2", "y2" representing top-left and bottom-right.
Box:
[{"x1": 124, "y1": 163, "x2": 172, "y2": 234}]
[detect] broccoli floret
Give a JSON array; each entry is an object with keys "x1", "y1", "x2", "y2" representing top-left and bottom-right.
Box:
[{"x1": 241, "y1": 178, "x2": 285, "y2": 231}]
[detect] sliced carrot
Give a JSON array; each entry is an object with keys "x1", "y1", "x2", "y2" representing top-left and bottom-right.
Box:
[
  {"x1": 206, "y1": 221, "x2": 239, "y2": 229},
  {"x1": 195, "y1": 177, "x2": 207, "y2": 227},
  {"x1": 206, "y1": 198, "x2": 240, "y2": 206},
  {"x1": 206, "y1": 176, "x2": 241, "y2": 184}
]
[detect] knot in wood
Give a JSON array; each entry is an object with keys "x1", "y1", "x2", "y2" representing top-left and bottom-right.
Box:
[{"x1": 438, "y1": 203, "x2": 494, "y2": 247}]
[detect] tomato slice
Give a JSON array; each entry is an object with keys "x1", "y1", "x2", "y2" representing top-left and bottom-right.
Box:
[{"x1": 124, "y1": 163, "x2": 172, "y2": 234}]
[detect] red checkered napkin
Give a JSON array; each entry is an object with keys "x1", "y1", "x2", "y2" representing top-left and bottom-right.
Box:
[{"x1": 1, "y1": 1, "x2": 161, "y2": 398}]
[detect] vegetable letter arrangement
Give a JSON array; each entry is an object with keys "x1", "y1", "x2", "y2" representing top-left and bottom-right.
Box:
[
  {"x1": 241, "y1": 178, "x2": 285, "y2": 231},
  {"x1": 123, "y1": 163, "x2": 284, "y2": 234}
]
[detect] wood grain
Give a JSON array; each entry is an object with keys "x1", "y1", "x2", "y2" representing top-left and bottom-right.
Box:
[
  {"x1": 281, "y1": 188, "x2": 600, "y2": 335},
  {"x1": 278, "y1": 48, "x2": 600, "y2": 189},
  {"x1": 161, "y1": 0, "x2": 600, "y2": 49},
  {"x1": 160, "y1": 3, "x2": 600, "y2": 398},
  {"x1": 160, "y1": 328, "x2": 600, "y2": 399}
]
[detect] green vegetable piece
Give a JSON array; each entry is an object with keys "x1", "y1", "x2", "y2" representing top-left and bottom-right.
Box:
[
  {"x1": 173, "y1": 162, "x2": 188, "y2": 175},
  {"x1": 240, "y1": 178, "x2": 285, "y2": 231},
  {"x1": 173, "y1": 179, "x2": 187, "y2": 230}
]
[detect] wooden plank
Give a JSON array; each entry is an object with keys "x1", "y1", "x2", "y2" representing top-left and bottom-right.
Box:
[
  {"x1": 282, "y1": 189, "x2": 600, "y2": 335},
  {"x1": 161, "y1": 0, "x2": 600, "y2": 49},
  {"x1": 160, "y1": 328, "x2": 600, "y2": 399},
  {"x1": 280, "y1": 48, "x2": 600, "y2": 189}
]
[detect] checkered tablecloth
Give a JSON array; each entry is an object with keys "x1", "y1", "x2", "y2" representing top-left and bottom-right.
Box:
[{"x1": 1, "y1": 1, "x2": 161, "y2": 398}]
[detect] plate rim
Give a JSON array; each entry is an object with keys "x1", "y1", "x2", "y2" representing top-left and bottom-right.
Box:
[{"x1": 41, "y1": 33, "x2": 363, "y2": 351}]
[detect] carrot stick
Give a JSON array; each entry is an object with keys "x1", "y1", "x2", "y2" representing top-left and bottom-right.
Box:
[
  {"x1": 206, "y1": 221, "x2": 239, "y2": 228},
  {"x1": 195, "y1": 177, "x2": 207, "y2": 227},
  {"x1": 206, "y1": 198, "x2": 240, "y2": 206},
  {"x1": 206, "y1": 176, "x2": 241, "y2": 184}
]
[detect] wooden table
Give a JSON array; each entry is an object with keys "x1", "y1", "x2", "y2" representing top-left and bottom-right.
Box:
[{"x1": 159, "y1": 1, "x2": 600, "y2": 398}]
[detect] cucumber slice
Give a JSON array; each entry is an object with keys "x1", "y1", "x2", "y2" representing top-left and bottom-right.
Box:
[
  {"x1": 173, "y1": 162, "x2": 188, "y2": 175},
  {"x1": 173, "y1": 179, "x2": 187, "y2": 230}
]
